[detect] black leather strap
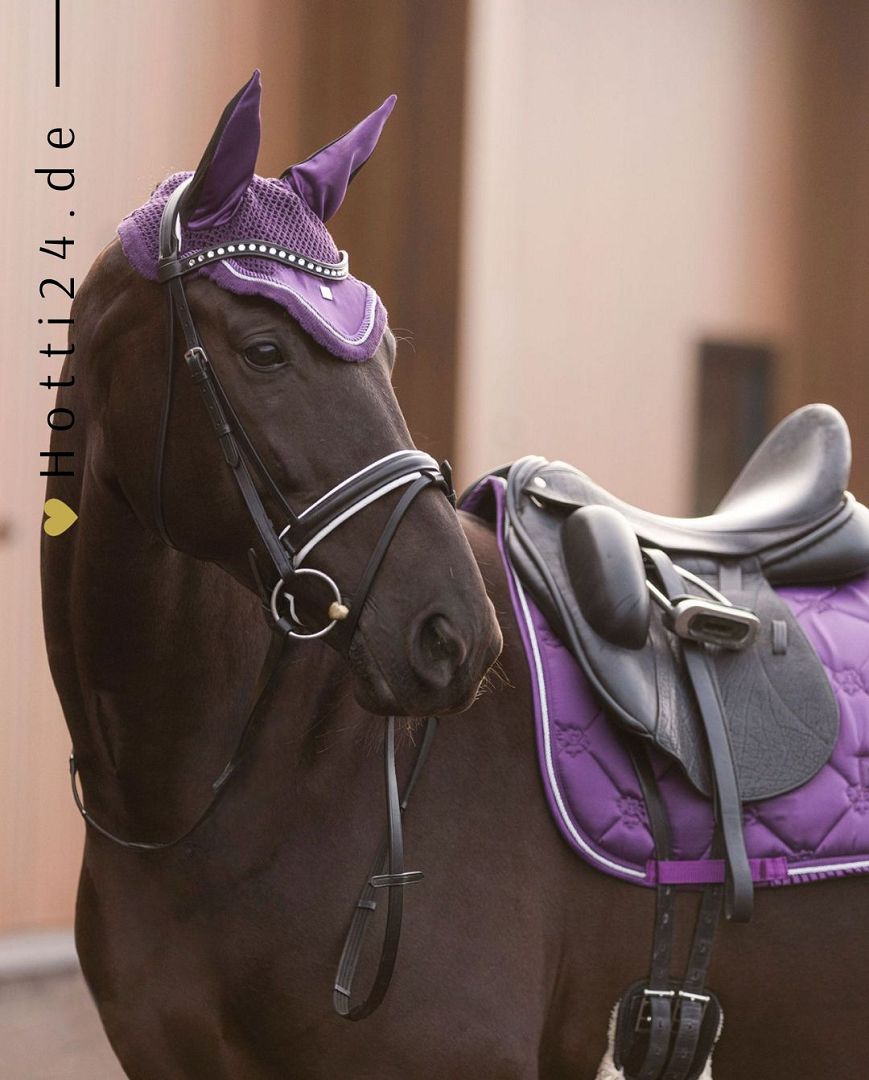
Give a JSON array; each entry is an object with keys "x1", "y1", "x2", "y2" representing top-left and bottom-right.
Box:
[
  {"x1": 207, "y1": 364, "x2": 297, "y2": 527},
  {"x1": 70, "y1": 631, "x2": 287, "y2": 850},
  {"x1": 630, "y1": 744, "x2": 676, "y2": 1080},
  {"x1": 168, "y1": 274, "x2": 296, "y2": 592},
  {"x1": 337, "y1": 475, "x2": 433, "y2": 647},
  {"x1": 156, "y1": 179, "x2": 301, "y2": 595},
  {"x1": 285, "y1": 451, "x2": 447, "y2": 556},
  {"x1": 333, "y1": 716, "x2": 437, "y2": 1020},
  {"x1": 661, "y1": 885, "x2": 723, "y2": 1080},
  {"x1": 185, "y1": 345, "x2": 295, "y2": 583},
  {"x1": 616, "y1": 742, "x2": 725, "y2": 1080},
  {"x1": 644, "y1": 548, "x2": 753, "y2": 922}
]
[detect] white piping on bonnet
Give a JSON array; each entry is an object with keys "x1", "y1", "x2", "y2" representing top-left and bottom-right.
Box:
[{"x1": 219, "y1": 260, "x2": 379, "y2": 346}]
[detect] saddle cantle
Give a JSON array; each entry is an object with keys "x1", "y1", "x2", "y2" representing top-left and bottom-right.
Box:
[{"x1": 520, "y1": 401, "x2": 869, "y2": 575}]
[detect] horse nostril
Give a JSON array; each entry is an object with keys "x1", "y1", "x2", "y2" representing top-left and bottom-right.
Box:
[{"x1": 412, "y1": 613, "x2": 468, "y2": 689}]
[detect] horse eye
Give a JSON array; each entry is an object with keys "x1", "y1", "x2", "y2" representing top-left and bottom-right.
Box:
[{"x1": 242, "y1": 342, "x2": 286, "y2": 370}]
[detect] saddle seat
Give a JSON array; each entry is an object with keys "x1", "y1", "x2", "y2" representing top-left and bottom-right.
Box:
[{"x1": 527, "y1": 403, "x2": 869, "y2": 582}]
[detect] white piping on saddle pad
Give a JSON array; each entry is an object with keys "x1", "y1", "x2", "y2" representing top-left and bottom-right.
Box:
[
  {"x1": 594, "y1": 1003, "x2": 720, "y2": 1080},
  {"x1": 504, "y1": 513, "x2": 646, "y2": 881}
]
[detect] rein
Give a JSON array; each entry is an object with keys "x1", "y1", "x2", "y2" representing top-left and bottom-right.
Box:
[{"x1": 70, "y1": 175, "x2": 453, "y2": 1019}]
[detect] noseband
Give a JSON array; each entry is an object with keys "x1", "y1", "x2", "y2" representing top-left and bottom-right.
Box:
[{"x1": 71, "y1": 175, "x2": 453, "y2": 1019}]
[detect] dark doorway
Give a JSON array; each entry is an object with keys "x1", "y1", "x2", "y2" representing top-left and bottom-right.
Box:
[{"x1": 694, "y1": 341, "x2": 773, "y2": 514}]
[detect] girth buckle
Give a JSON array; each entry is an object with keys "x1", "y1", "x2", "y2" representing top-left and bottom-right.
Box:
[
  {"x1": 634, "y1": 988, "x2": 675, "y2": 1032},
  {"x1": 673, "y1": 989, "x2": 712, "y2": 1024}
]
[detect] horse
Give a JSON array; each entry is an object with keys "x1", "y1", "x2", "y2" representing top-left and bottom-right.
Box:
[{"x1": 42, "y1": 73, "x2": 867, "y2": 1079}]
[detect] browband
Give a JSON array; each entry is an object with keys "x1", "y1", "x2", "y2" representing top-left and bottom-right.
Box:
[{"x1": 156, "y1": 177, "x2": 350, "y2": 284}]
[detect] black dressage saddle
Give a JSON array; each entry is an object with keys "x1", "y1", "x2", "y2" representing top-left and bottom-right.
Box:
[{"x1": 502, "y1": 404, "x2": 869, "y2": 920}]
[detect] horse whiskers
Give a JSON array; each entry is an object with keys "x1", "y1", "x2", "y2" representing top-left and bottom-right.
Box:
[
  {"x1": 393, "y1": 715, "x2": 430, "y2": 747},
  {"x1": 489, "y1": 658, "x2": 512, "y2": 688},
  {"x1": 312, "y1": 724, "x2": 356, "y2": 755},
  {"x1": 473, "y1": 659, "x2": 512, "y2": 703},
  {"x1": 391, "y1": 327, "x2": 416, "y2": 353},
  {"x1": 471, "y1": 681, "x2": 492, "y2": 706}
]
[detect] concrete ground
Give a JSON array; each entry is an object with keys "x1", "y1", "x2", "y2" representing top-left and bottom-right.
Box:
[
  {"x1": 0, "y1": 931, "x2": 125, "y2": 1080},
  {"x1": 0, "y1": 969, "x2": 125, "y2": 1079}
]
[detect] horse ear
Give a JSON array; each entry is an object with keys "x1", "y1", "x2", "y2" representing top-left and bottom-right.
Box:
[
  {"x1": 181, "y1": 71, "x2": 261, "y2": 230},
  {"x1": 281, "y1": 95, "x2": 396, "y2": 222}
]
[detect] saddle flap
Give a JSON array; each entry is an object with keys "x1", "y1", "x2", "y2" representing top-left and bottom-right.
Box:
[{"x1": 562, "y1": 505, "x2": 650, "y2": 650}]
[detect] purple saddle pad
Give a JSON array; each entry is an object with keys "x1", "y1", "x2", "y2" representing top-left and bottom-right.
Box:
[{"x1": 464, "y1": 475, "x2": 869, "y2": 890}]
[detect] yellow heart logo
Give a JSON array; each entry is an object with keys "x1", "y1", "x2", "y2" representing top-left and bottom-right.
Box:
[{"x1": 43, "y1": 498, "x2": 78, "y2": 537}]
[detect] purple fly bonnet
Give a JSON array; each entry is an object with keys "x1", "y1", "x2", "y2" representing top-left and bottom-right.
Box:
[{"x1": 118, "y1": 71, "x2": 392, "y2": 361}]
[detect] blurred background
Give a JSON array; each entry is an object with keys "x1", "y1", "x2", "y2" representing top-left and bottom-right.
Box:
[{"x1": 3, "y1": 0, "x2": 869, "y2": 1074}]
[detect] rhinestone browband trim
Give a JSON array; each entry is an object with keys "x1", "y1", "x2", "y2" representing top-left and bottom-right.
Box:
[{"x1": 158, "y1": 241, "x2": 350, "y2": 283}]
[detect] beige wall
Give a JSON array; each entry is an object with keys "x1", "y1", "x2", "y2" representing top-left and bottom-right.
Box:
[
  {"x1": 0, "y1": 1, "x2": 302, "y2": 933},
  {"x1": 457, "y1": 0, "x2": 805, "y2": 511}
]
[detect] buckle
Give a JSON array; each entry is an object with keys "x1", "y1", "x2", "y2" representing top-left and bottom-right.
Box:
[
  {"x1": 634, "y1": 988, "x2": 675, "y2": 1032},
  {"x1": 633, "y1": 987, "x2": 711, "y2": 1032},
  {"x1": 183, "y1": 346, "x2": 209, "y2": 381},
  {"x1": 439, "y1": 459, "x2": 457, "y2": 508},
  {"x1": 674, "y1": 989, "x2": 711, "y2": 1023},
  {"x1": 665, "y1": 596, "x2": 759, "y2": 649}
]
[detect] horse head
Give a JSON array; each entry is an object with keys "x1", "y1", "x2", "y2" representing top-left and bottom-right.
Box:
[{"x1": 82, "y1": 71, "x2": 501, "y2": 716}]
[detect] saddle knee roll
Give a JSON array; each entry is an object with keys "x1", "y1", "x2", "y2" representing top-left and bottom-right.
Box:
[{"x1": 562, "y1": 505, "x2": 650, "y2": 650}]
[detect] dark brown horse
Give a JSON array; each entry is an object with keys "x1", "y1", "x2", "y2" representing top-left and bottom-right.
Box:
[{"x1": 43, "y1": 82, "x2": 866, "y2": 1079}]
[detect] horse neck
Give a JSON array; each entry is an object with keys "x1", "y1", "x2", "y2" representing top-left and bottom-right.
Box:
[{"x1": 57, "y1": 480, "x2": 346, "y2": 839}]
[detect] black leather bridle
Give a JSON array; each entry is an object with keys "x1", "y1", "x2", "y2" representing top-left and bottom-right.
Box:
[{"x1": 70, "y1": 176, "x2": 450, "y2": 1019}]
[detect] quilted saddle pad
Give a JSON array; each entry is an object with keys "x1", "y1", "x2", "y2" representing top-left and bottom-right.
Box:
[{"x1": 464, "y1": 474, "x2": 869, "y2": 889}]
